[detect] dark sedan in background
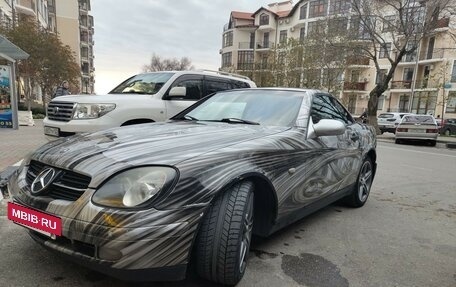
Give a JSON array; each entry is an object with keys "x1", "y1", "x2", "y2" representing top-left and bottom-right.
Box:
[{"x1": 7, "y1": 88, "x2": 377, "y2": 285}]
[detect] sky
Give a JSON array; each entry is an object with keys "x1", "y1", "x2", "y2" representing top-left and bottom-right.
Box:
[{"x1": 91, "y1": 0, "x2": 275, "y2": 94}]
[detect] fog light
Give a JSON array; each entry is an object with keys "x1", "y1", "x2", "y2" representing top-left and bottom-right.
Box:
[{"x1": 98, "y1": 247, "x2": 122, "y2": 261}]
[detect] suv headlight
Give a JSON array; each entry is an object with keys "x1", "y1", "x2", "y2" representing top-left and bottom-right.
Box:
[
  {"x1": 92, "y1": 167, "x2": 177, "y2": 208},
  {"x1": 73, "y1": 103, "x2": 116, "y2": 119}
]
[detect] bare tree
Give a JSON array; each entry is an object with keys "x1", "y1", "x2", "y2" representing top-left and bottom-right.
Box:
[
  {"x1": 143, "y1": 53, "x2": 194, "y2": 72},
  {"x1": 349, "y1": 0, "x2": 456, "y2": 133}
]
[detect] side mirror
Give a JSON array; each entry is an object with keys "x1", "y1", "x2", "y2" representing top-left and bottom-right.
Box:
[
  {"x1": 169, "y1": 87, "x2": 186, "y2": 97},
  {"x1": 314, "y1": 119, "x2": 346, "y2": 137}
]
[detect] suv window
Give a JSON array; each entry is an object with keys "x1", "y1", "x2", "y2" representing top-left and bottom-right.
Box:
[
  {"x1": 311, "y1": 94, "x2": 352, "y2": 125},
  {"x1": 232, "y1": 80, "x2": 250, "y2": 89},
  {"x1": 206, "y1": 79, "x2": 232, "y2": 95},
  {"x1": 379, "y1": 113, "x2": 394, "y2": 118},
  {"x1": 169, "y1": 76, "x2": 204, "y2": 100}
]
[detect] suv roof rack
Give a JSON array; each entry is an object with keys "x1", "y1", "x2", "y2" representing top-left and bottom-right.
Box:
[{"x1": 197, "y1": 69, "x2": 251, "y2": 81}]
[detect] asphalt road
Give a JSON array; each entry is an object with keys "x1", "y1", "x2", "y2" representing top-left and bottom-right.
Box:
[{"x1": 0, "y1": 141, "x2": 455, "y2": 287}]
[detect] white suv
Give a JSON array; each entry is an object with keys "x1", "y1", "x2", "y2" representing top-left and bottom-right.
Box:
[
  {"x1": 378, "y1": 112, "x2": 413, "y2": 134},
  {"x1": 43, "y1": 70, "x2": 256, "y2": 138}
]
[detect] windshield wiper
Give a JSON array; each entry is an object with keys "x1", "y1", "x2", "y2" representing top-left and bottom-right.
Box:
[
  {"x1": 219, "y1": 118, "x2": 259, "y2": 125},
  {"x1": 183, "y1": 115, "x2": 199, "y2": 121}
]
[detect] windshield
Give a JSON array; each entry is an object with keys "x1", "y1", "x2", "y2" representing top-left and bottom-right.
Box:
[
  {"x1": 402, "y1": 115, "x2": 435, "y2": 124},
  {"x1": 182, "y1": 90, "x2": 304, "y2": 127},
  {"x1": 109, "y1": 72, "x2": 174, "y2": 94},
  {"x1": 378, "y1": 113, "x2": 394, "y2": 118}
]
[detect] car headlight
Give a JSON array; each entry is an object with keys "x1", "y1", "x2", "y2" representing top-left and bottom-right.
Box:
[
  {"x1": 73, "y1": 103, "x2": 116, "y2": 119},
  {"x1": 92, "y1": 167, "x2": 177, "y2": 208}
]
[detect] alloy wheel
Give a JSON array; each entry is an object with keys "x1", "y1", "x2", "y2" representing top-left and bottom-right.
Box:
[
  {"x1": 358, "y1": 161, "x2": 373, "y2": 202},
  {"x1": 239, "y1": 195, "x2": 254, "y2": 273}
]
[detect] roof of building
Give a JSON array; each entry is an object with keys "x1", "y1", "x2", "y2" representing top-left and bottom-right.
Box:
[
  {"x1": 277, "y1": 10, "x2": 291, "y2": 18},
  {"x1": 231, "y1": 11, "x2": 254, "y2": 20}
]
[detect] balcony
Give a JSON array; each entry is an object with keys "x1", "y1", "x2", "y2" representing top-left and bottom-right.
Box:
[
  {"x1": 391, "y1": 80, "x2": 412, "y2": 89},
  {"x1": 223, "y1": 23, "x2": 230, "y2": 32},
  {"x1": 15, "y1": 0, "x2": 36, "y2": 16},
  {"x1": 256, "y1": 42, "x2": 274, "y2": 50},
  {"x1": 237, "y1": 63, "x2": 254, "y2": 70},
  {"x1": 433, "y1": 18, "x2": 450, "y2": 29},
  {"x1": 238, "y1": 42, "x2": 255, "y2": 49},
  {"x1": 419, "y1": 48, "x2": 446, "y2": 62},
  {"x1": 347, "y1": 56, "x2": 370, "y2": 66},
  {"x1": 344, "y1": 82, "x2": 367, "y2": 91}
]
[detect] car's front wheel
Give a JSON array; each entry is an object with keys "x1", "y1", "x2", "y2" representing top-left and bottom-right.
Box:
[
  {"x1": 196, "y1": 181, "x2": 254, "y2": 285},
  {"x1": 344, "y1": 157, "x2": 374, "y2": 207}
]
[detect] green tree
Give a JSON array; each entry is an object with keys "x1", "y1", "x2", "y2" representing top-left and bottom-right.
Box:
[{"x1": 0, "y1": 18, "x2": 80, "y2": 109}]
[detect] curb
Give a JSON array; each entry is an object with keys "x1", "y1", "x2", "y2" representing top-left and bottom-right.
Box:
[{"x1": 377, "y1": 138, "x2": 453, "y2": 149}]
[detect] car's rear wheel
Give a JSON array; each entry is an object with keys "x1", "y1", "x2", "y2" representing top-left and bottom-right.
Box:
[
  {"x1": 395, "y1": 139, "x2": 402, "y2": 144},
  {"x1": 196, "y1": 181, "x2": 254, "y2": 285},
  {"x1": 344, "y1": 158, "x2": 373, "y2": 207},
  {"x1": 429, "y1": 140, "x2": 436, "y2": 147}
]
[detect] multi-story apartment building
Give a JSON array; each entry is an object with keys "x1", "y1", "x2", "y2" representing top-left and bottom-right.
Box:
[
  {"x1": 221, "y1": 0, "x2": 456, "y2": 119},
  {"x1": 53, "y1": 0, "x2": 95, "y2": 94},
  {"x1": 0, "y1": 0, "x2": 95, "y2": 95}
]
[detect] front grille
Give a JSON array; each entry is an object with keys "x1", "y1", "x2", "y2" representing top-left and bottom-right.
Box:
[
  {"x1": 26, "y1": 161, "x2": 91, "y2": 201},
  {"x1": 47, "y1": 101, "x2": 75, "y2": 122}
]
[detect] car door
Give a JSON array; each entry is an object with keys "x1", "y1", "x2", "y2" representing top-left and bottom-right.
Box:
[
  {"x1": 164, "y1": 75, "x2": 204, "y2": 118},
  {"x1": 306, "y1": 93, "x2": 363, "y2": 197}
]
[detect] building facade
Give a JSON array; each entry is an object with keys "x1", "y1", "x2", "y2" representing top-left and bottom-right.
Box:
[
  {"x1": 0, "y1": 0, "x2": 95, "y2": 95},
  {"x1": 220, "y1": 0, "x2": 456, "y2": 119},
  {"x1": 53, "y1": 0, "x2": 95, "y2": 94}
]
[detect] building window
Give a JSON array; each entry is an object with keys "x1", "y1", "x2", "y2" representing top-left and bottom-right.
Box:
[
  {"x1": 376, "y1": 69, "x2": 388, "y2": 84},
  {"x1": 300, "y1": 4, "x2": 308, "y2": 19},
  {"x1": 308, "y1": 21, "x2": 325, "y2": 35},
  {"x1": 446, "y1": 92, "x2": 456, "y2": 113},
  {"x1": 222, "y1": 52, "x2": 232, "y2": 68},
  {"x1": 260, "y1": 13, "x2": 269, "y2": 25},
  {"x1": 379, "y1": 43, "x2": 391, "y2": 58},
  {"x1": 223, "y1": 31, "x2": 233, "y2": 48},
  {"x1": 309, "y1": 0, "x2": 328, "y2": 18},
  {"x1": 237, "y1": 51, "x2": 254, "y2": 70},
  {"x1": 300, "y1": 26, "x2": 306, "y2": 41},
  {"x1": 399, "y1": 95, "x2": 410, "y2": 112},
  {"x1": 279, "y1": 30, "x2": 287, "y2": 43},
  {"x1": 328, "y1": 17, "x2": 348, "y2": 34},
  {"x1": 451, "y1": 60, "x2": 456, "y2": 82},
  {"x1": 329, "y1": 0, "x2": 350, "y2": 15},
  {"x1": 378, "y1": 95, "x2": 385, "y2": 110},
  {"x1": 412, "y1": 92, "x2": 437, "y2": 114},
  {"x1": 382, "y1": 15, "x2": 396, "y2": 32}
]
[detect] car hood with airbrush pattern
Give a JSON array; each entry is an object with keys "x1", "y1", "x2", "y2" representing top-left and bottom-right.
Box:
[{"x1": 30, "y1": 121, "x2": 290, "y2": 187}]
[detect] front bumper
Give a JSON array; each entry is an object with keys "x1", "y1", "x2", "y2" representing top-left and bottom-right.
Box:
[
  {"x1": 29, "y1": 231, "x2": 187, "y2": 281},
  {"x1": 9, "y1": 171, "x2": 206, "y2": 281},
  {"x1": 43, "y1": 115, "x2": 117, "y2": 139}
]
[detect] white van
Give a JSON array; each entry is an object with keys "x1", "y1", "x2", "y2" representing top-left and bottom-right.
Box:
[{"x1": 43, "y1": 70, "x2": 256, "y2": 138}]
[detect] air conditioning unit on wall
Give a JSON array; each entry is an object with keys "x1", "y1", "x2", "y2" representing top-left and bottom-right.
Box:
[
  {"x1": 290, "y1": 27, "x2": 295, "y2": 32},
  {"x1": 279, "y1": 20, "x2": 284, "y2": 24}
]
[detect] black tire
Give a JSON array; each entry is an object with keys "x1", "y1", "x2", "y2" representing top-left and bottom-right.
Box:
[
  {"x1": 344, "y1": 157, "x2": 374, "y2": 208},
  {"x1": 196, "y1": 181, "x2": 254, "y2": 285},
  {"x1": 395, "y1": 139, "x2": 401, "y2": 144},
  {"x1": 429, "y1": 140, "x2": 436, "y2": 147}
]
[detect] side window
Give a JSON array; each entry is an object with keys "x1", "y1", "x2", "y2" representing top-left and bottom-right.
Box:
[
  {"x1": 205, "y1": 80, "x2": 232, "y2": 96},
  {"x1": 232, "y1": 81, "x2": 250, "y2": 89},
  {"x1": 311, "y1": 94, "x2": 351, "y2": 125},
  {"x1": 170, "y1": 77, "x2": 203, "y2": 100},
  {"x1": 330, "y1": 97, "x2": 354, "y2": 124}
]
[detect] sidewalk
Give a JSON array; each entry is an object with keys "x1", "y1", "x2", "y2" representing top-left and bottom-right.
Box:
[{"x1": 0, "y1": 120, "x2": 47, "y2": 173}]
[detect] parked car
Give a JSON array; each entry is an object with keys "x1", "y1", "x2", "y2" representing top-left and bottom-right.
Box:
[
  {"x1": 43, "y1": 70, "x2": 256, "y2": 139},
  {"x1": 395, "y1": 114, "x2": 439, "y2": 146},
  {"x1": 440, "y1": 118, "x2": 456, "y2": 136},
  {"x1": 377, "y1": 112, "x2": 413, "y2": 134},
  {"x1": 8, "y1": 88, "x2": 377, "y2": 285}
]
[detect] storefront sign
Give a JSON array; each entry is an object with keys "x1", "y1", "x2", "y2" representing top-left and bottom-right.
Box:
[{"x1": 0, "y1": 65, "x2": 12, "y2": 128}]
